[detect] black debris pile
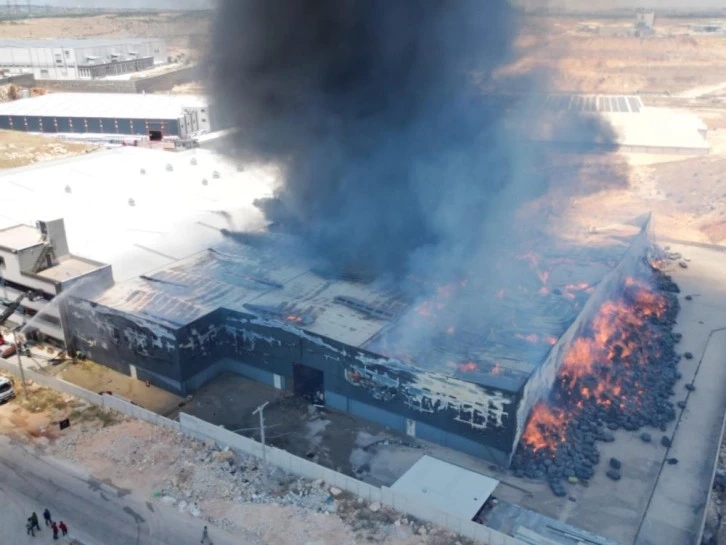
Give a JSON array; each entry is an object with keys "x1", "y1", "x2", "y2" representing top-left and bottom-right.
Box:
[{"x1": 511, "y1": 259, "x2": 681, "y2": 494}]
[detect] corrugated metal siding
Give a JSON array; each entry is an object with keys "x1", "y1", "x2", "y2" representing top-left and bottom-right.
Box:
[{"x1": 349, "y1": 399, "x2": 405, "y2": 433}]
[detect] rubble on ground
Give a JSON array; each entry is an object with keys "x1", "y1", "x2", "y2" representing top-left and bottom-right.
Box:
[{"x1": 47, "y1": 417, "x2": 472, "y2": 545}]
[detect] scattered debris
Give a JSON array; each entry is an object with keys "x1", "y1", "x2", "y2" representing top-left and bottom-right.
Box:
[
  {"x1": 44, "y1": 418, "x2": 462, "y2": 545},
  {"x1": 606, "y1": 469, "x2": 621, "y2": 481}
]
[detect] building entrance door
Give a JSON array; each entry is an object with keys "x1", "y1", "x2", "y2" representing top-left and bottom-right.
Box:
[{"x1": 293, "y1": 363, "x2": 324, "y2": 405}]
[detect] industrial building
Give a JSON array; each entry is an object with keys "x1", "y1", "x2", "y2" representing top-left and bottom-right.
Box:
[
  {"x1": 0, "y1": 219, "x2": 111, "y2": 347},
  {"x1": 0, "y1": 92, "x2": 213, "y2": 139},
  {"x1": 0, "y1": 39, "x2": 167, "y2": 80},
  {"x1": 531, "y1": 94, "x2": 710, "y2": 154},
  {"x1": 61, "y1": 214, "x2": 649, "y2": 466},
  {"x1": 0, "y1": 137, "x2": 652, "y2": 466}
]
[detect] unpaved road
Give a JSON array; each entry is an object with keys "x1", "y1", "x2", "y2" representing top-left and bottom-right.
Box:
[{"x1": 0, "y1": 434, "x2": 246, "y2": 545}]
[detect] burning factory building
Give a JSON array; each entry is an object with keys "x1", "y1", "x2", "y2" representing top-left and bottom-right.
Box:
[
  {"x1": 63, "y1": 217, "x2": 677, "y2": 468},
  {"x1": 62, "y1": 0, "x2": 684, "y2": 475}
]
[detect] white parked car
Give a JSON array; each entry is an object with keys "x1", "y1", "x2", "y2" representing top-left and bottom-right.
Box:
[{"x1": 0, "y1": 377, "x2": 16, "y2": 404}]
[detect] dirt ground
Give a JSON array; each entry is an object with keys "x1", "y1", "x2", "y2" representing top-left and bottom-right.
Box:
[
  {"x1": 0, "y1": 372, "x2": 470, "y2": 545},
  {"x1": 0, "y1": 130, "x2": 97, "y2": 169},
  {"x1": 0, "y1": 12, "x2": 210, "y2": 61},
  {"x1": 517, "y1": 17, "x2": 726, "y2": 95},
  {"x1": 182, "y1": 373, "x2": 417, "y2": 484},
  {"x1": 56, "y1": 359, "x2": 183, "y2": 416}
]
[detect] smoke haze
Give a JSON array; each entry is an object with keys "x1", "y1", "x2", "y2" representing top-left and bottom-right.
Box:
[{"x1": 210, "y1": 0, "x2": 624, "y2": 356}]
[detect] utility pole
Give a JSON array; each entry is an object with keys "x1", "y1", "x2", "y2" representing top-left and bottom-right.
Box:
[
  {"x1": 253, "y1": 401, "x2": 269, "y2": 487},
  {"x1": 13, "y1": 328, "x2": 28, "y2": 400}
]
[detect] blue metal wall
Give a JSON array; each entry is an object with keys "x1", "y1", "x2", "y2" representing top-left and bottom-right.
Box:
[
  {"x1": 0, "y1": 115, "x2": 181, "y2": 136},
  {"x1": 67, "y1": 304, "x2": 520, "y2": 465}
]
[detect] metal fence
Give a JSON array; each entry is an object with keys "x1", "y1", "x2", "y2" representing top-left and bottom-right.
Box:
[{"x1": 0, "y1": 358, "x2": 523, "y2": 545}]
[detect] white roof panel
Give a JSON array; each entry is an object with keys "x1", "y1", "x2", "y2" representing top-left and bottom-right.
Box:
[
  {"x1": 0, "y1": 146, "x2": 276, "y2": 281},
  {"x1": 392, "y1": 456, "x2": 498, "y2": 521},
  {"x1": 0, "y1": 93, "x2": 207, "y2": 121}
]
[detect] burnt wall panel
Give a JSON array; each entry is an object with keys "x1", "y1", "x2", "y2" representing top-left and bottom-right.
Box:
[
  {"x1": 174, "y1": 309, "x2": 300, "y2": 383},
  {"x1": 66, "y1": 297, "x2": 181, "y2": 389},
  {"x1": 74, "y1": 303, "x2": 520, "y2": 461},
  {"x1": 327, "y1": 345, "x2": 520, "y2": 458}
]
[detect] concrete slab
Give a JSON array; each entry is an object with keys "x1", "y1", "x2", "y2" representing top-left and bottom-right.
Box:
[
  {"x1": 391, "y1": 455, "x2": 498, "y2": 521},
  {"x1": 634, "y1": 243, "x2": 726, "y2": 545}
]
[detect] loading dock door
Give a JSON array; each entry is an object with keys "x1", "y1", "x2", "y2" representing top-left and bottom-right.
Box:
[{"x1": 293, "y1": 363, "x2": 324, "y2": 404}]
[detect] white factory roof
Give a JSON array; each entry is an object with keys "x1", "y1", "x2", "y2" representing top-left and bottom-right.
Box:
[
  {"x1": 391, "y1": 456, "x2": 498, "y2": 521},
  {"x1": 0, "y1": 93, "x2": 207, "y2": 120},
  {"x1": 0, "y1": 146, "x2": 277, "y2": 281},
  {"x1": 0, "y1": 38, "x2": 159, "y2": 49},
  {"x1": 533, "y1": 94, "x2": 710, "y2": 153}
]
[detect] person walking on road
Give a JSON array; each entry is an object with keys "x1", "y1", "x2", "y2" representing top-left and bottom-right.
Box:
[
  {"x1": 59, "y1": 521, "x2": 68, "y2": 536},
  {"x1": 51, "y1": 521, "x2": 59, "y2": 540},
  {"x1": 30, "y1": 512, "x2": 40, "y2": 531},
  {"x1": 201, "y1": 525, "x2": 212, "y2": 544},
  {"x1": 43, "y1": 508, "x2": 52, "y2": 526},
  {"x1": 26, "y1": 518, "x2": 35, "y2": 537}
]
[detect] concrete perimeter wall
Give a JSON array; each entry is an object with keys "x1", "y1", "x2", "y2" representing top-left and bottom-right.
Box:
[{"x1": 0, "y1": 356, "x2": 523, "y2": 545}]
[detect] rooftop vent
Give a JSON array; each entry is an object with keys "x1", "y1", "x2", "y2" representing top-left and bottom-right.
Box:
[{"x1": 333, "y1": 296, "x2": 397, "y2": 320}]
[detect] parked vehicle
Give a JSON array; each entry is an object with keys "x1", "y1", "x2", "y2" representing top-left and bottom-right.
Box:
[{"x1": 0, "y1": 376, "x2": 15, "y2": 404}]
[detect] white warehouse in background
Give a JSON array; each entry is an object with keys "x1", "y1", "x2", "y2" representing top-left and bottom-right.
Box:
[{"x1": 0, "y1": 38, "x2": 167, "y2": 80}]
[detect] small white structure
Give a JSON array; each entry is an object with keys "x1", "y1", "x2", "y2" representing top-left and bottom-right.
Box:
[
  {"x1": 635, "y1": 11, "x2": 656, "y2": 30},
  {"x1": 0, "y1": 38, "x2": 167, "y2": 80},
  {"x1": 391, "y1": 456, "x2": 499, "y2": 521},
  {"x1": 0, "y1": 219, "x2": 112, "y2": 346}
]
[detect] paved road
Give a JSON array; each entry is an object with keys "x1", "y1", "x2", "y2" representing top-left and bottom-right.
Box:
[{"x1": 0, "y1": 435, "x2": 248, "y2": 545}]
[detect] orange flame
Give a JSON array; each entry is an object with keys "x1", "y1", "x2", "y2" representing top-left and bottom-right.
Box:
[
  {"x1": 521, "y1": 402, "x2": 568, "y2": 452},
  {"x1": 522, "y1": 275, "x2": 670, "y2": 453}
]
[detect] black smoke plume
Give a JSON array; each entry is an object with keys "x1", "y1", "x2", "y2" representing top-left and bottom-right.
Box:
[{"x1": 210, "y1": 1, "x2": 625, "y2": 361}]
